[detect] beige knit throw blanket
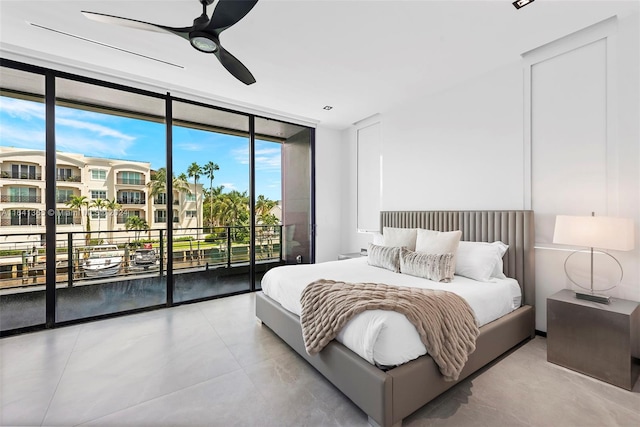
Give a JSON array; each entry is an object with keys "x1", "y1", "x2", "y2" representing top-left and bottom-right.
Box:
[{"x1": 300, "y1": 279, "x2": 480, "y2": 381}]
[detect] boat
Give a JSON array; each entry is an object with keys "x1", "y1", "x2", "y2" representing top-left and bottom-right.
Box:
[{"x1": 81, "y1": 245, "x2": 123, "y2": 278}]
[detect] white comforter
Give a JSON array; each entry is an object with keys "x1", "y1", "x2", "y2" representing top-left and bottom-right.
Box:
[{"x1": 261, "y1": 257, "x2": 521, "y2": 367}]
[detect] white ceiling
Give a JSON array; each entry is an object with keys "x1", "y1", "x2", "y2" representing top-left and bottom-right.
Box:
[{"x1": 0, "y1": 0, "x2": 638, "y2": 129}]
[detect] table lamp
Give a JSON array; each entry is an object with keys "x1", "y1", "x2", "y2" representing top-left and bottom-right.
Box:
[{"x1": 553, "y1": 213, "x2": 635, "y2": 304}]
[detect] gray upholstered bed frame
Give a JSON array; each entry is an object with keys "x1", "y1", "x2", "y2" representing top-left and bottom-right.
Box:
[{"x1": 256, "y1": 210, "x2": 535, "y2": 427}]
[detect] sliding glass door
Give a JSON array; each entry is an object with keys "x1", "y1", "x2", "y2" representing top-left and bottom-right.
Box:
[
  {"x1": 171, "y1": 101, "x2": 252, "y2": 302},
  {"x1": 0, "y1": 66, "x2": 46, "y2": 331},
  {"x1": 254, "y1": 118, "x2": 314, "y2": 289},
  {"x1": 54, "y1": 77, "x2": 167, "y2": 322},
  {"x1": 0, "y1": 58, "x2": 315, "y2": 335}
]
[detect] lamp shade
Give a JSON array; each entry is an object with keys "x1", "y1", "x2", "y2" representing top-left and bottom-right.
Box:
[{"x1": 553, "y1": 215, "x2": 635, "y2": 251}]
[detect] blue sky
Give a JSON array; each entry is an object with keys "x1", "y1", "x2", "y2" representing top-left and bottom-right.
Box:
[{"x1": 0, "y1": 96, "x2": 281, "y2": 200}]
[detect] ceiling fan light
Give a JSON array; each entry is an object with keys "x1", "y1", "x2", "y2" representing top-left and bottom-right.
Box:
[
  {"x1": 190, "y1": 35, "x2": 217, "y2": 53},
  {"x1": 512, "y1": 0, "x2": 535, "y2": 9}
]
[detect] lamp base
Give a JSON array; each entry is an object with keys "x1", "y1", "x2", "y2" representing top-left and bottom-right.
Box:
[{"x1": 575, "y1": 291, "x2": 611, "y2": 304}]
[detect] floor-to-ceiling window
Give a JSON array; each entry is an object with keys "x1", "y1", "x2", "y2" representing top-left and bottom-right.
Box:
[
  {"x1": 0, "y1": 66, "x2": 46, "y2": 331},
  {"x1": 53, "y1": 77, "x2": 167, "y2": 322},
  {"x1": 171, "y1": 100, "x2": 253, "y2": 302},
  {"x1": 254, "y1": 117, "x2": 314, "y2": 289},
  {"x1": 0, "y1": 59, "x2": 314, "y2": 335}
]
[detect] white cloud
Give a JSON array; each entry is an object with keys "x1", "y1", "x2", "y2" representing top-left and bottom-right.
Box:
[
  {"x1": 232, "y1": 146, "x2": 281, "y2": 170},
  {"x1": 0, "y1": 98, "x2": 46, "y2": 148},
  {"x1": 56, "y1": 132, "x2": 131, "y2": 158},
  {"x1": 0, "y1": 98, "x2": 137, "y2": 157},
  {"x1": 0, "y1": 97, "x2": 45, "y2": 121},
  {"x1": 175, "y1": 142, "x2": 206, "y2": 152},
  {"x1": 255, "y1": 154, "x2": 281, "y2": 170},
  {"x1": 0, "y1": 124, "x2": 46, "y2": 149},
  {"x1": 56, "y1": 117, "x2": 135, "y2": 141},
  {"x1": 55, "y1": 110, "x2": 136, "y2": 158},
  {"x1": 220, "y1": 182, "x2": 236, "y2": 191}
]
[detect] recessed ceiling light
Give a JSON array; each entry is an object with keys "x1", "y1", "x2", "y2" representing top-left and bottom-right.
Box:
[
  {"x1": 323, "y1": 106, "x2": 333, "y2": 110},
  {"x1": 512, "y1": 0, "x2": 535, "y2": 9}
]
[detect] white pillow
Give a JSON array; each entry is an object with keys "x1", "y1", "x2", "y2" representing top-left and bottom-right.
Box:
[
  {"x1": 491, "y1": 241, "x2": 509, "y2": 279},
  {"x1": 383, "y1": 227, "x2": 418, "y2": 251},
  {"x1": 415, "y1": 229, "x2": 462, "y2": 255},
  {"x1": 455, "y1": 241, "x2": 509, "y2": 282},
  {"x1": 371, "y1": 231, "x2": 384, "y2": 245}
]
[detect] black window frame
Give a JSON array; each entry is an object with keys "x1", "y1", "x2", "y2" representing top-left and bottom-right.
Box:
[{"x1": 0, "y1": 57, "x2": 316, "y2": 336}]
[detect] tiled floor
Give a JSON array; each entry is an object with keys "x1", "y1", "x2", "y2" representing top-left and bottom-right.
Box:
[{"x1": 1, "y1": 293, "x2": 639, "y2": 426}]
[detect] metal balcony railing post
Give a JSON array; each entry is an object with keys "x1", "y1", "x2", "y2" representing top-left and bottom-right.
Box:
[
  {"x1": 159, "y1": 229, "x2": 164, "y2": 277},
  {"x1": 67, "y1": 232, "x2": 73, "y2": 287},
  {"x1": 279, "y1": 225, "x2": 283, "y2": 261},
  {"x1": 227, "y1": 227, "x2": 231, "y2": 268}
]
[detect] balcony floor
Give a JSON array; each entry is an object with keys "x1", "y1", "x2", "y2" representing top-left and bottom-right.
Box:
[{"x1": 0, "y1": 266, "x2": 271, "y2": 332}]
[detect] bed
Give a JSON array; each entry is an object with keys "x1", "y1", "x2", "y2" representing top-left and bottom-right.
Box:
[{"x1": 256, "y1": 210, "x2": 535, "y2": 427}]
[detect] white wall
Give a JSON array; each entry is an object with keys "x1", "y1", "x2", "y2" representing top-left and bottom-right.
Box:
[
  {"x1": 314, "y1": 126, "x2": 344, "y2": 263},
  {"x1": 339, "y1": 59, "x2": 526, "y2": 256},
  {"x1": 337, "y1": 12, "x2": 640, "y2": 332}
]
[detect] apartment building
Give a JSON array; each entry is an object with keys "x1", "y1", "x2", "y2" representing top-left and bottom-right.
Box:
[{"x1": 0, "y1": 147, "x2": 202, "y2": 238}]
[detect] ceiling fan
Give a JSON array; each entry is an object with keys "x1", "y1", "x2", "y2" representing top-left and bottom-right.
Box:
[{"x1": 82, "y1": 0, "x2": 258, "y2": 85}]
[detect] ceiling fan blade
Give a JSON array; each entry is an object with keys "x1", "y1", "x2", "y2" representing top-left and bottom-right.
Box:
[
  {"x1": 214, "y1": 46, "x2": 256, "y2": 85},
  {"x1": 208, "y1": 0, "x2": 258, "y2": 34},
  {"x1": 81, "y1": 11, "x2": 192, "y2": 38}
]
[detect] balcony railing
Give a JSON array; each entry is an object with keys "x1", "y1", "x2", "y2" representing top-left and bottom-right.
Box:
[
  {"x1": 0, "y1": 172, "x2": 42, "y2": 181},
  {"x1": 116, "y1": 178, "x2": 145, "y2": 185},
  {"x1": 56, "y1": 217, "x2": 81, "y2": 225},
  {"x1": 0, "y1": 217, "x2": 43, "y2": 226},
  {"x1": 153, "y1": 200, "x2": 180, "y2": 205},
  {"x1": 0, "y1": 195, "x2": 42, "y2": 203},
  {"x1": 56, "y1": 175, "x2": 82, "y2": 182},
  {"x1": 117, "y1": 199, "x2": 145, "y2": 205},
  {"x1": 117, "y1": 216, "x2": 142, "y2": 224}
]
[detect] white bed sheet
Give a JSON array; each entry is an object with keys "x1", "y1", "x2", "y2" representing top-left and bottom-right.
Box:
[{"x1": 261, "y1": 257, "x2": 522, "y2": 367}]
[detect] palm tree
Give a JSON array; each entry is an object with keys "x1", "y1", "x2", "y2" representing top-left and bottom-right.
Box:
[
  {"x1": 255, "y1": 195, "x2": 277, "y2": 219},
  {"x1": 125, "y1": 216, "x2": 149, "y2": 245},
  {"x1": 254, "y1": 195, "x2": 278, "y2": 259},
  {"x1": 105, "y1": 198, "x2": 121, "y2": 242},
  {"x1": 228, "y1": 190, "x2": 249, "y2": 225},
  {"x1": 66, "y1": 195, "x2": 91, "y2": 244},
  {"x1": 148, "y1": 168, "x2": 191, "y2": 201},
  {"x1": 202, "y1": 161, "x2": 219, "y2": 227},
  {"x1": 187, "y1": 162, "x2": 202, "y2": 240},
  {"x1": 147, "y1": 167, "x2": 191, "y2": 228},
  {"x1": 177, "y1": 172, "x2": 189, "y2": 185},
  {"x1": 211, "y1": 190, "x2": 248, "y2": 241},
  {"x1": 206, "y1": 185, "x2": 225, "y2": 226},
  {"x1": 147, "y1": 168, "x2": 168, "y2": 203},
  {"x1": 90, "y1": 198, "x2": 107, "y2": 237}
]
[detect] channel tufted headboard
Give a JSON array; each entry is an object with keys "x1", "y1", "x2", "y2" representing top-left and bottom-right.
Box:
[{"x1": 380, "y1": 210, "x2": 535, "y2": 307}]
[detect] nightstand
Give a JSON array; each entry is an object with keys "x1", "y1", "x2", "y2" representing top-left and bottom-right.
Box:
[
  {"x1": 338, "y1": 252, "x2": 365, "y2": 260},
  {"x1": 547, "y1": 289, "x2": 640, "y2": 390}
]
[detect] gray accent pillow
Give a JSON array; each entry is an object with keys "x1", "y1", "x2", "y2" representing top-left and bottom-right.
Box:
[
  {"x1": 399, "y1": 248, "x2": 455, "y2": 282},
  {"x1": 367, "y1": 243, "x2": 401, "y2": 273}
]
